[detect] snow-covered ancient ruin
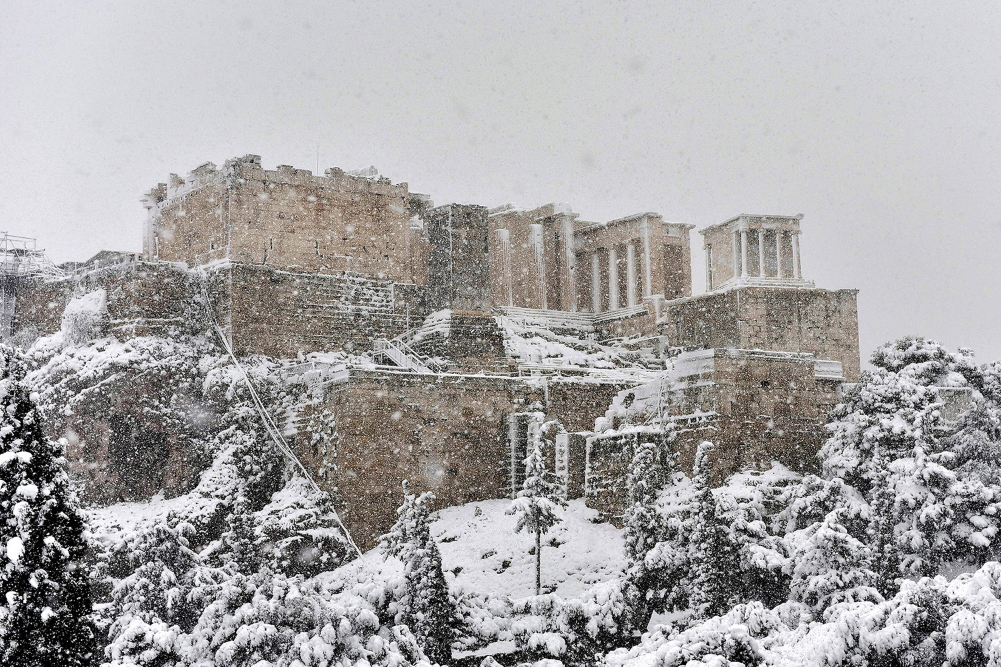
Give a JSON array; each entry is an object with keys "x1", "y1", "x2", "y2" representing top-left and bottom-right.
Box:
[
  {"x1": 10, "y1": 156, "x2": 860, "y2": 545},
  {"x1": 4, "y1": 157, "x2": 1000, "y2": 667}
]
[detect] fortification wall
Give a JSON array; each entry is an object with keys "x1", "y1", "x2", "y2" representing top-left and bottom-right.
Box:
[
  {"x1": 13, "y1": 262, "x2": 209, "y2": 343},
  {"x1": 545, "y1": 379, "x2": 633, "y2": 433},
  {"x1": 658, "y1": 286, "x2": 861, "y2": 381},
  {"x1": 584, "y1": 350, "x2": 835, "y2": 522},
  {"x1": 147, "y1": 157, "x2": 427, "y2": 284},
  {"x1": 214, "y1": 263, "x2": 431, "y2": 358},
  {"x1": 12, "y1": 277, "x2": 75, "y2": 339},
  {"x1": 293, "y1": 369, "x2": 636, "y2": 548},
  {"x1": 308, "y1": 371, "x2": 532, "y2": 549}
]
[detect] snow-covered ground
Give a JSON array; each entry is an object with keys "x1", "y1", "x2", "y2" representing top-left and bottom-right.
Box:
[
  {"x1": 432, "y1": 498, "x2": 624, "y2": 599},
  {"x1": 90, "y1": 493, "x2": 625, "y2": 602}
]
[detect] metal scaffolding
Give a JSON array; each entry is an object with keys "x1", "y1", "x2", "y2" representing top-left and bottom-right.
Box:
[{"x1": 0, "y1": 233, "x2": 61, "y2": 338}]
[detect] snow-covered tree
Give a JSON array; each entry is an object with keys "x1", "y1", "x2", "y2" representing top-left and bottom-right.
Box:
[
  {"x1": 786, "y1": 508, "x2": 882, "y2": 616},
  {"x1": 688, "y1": 442, "x2": 741, "y2": 619},
  {"x1": 103, "y1": 521, "x2": 210, "y2": 664},
  {"x1": 948, "y1": 359, "x2": 1001, "y2": 488},
  {"x1": 382, "y1": 481, "x2": 457, "y2": 664},
  {"x1": 0, "y1": 348, "x2": 96, "y2": 667},
  {"x1": 220, "y1": 500, "x2": 261, "y2": 575},
  {"x1": 821, "y1": 337, "x2": 1001, "y2": 584},
  {"x1": 622, "y1": 429, "x2": 673, "y2": 630},
  {"x1": 641, "y1": 474, "x2": 695, "y2": 614},
  {"x1": 821, "y1": 367, "x2": 942, "y2": 497},
  {"x1": 507, "y1": 434, "x2": 567, "y2": 596},
  {"x1": 252, "y1": 476, "x2": 352, "y2": 578},
  {"x1": 688, "y1": 440, "x2": 744, "y2": 616},
  {"x1": 869, "y1": 336, "x2": 980, "y2": 386}
]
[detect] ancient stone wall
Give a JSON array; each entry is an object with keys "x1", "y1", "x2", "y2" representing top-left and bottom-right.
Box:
[
  {"x1": 594, "y1": 309, "x2": 658, "y2": 341},
  {"x1": 13, "y1": 262, "x2": 209, "y2": 342},
  {"x1": 583, "y1": 349, "x2": 836, "y2": 521},
  {"x1": 670, "y1": 350, "x2": 835, "y2": 476},
  {"x1": 146, "y1": 156, "x2": 427, "y2": 284},
  {"x1": 308, "y1": 371, "x2": 533, "y2": 549},
  {"x1": 545, "y1": 379, "x2": 633, "y2": 433},
  {"x1": 426, "y1": 204, "x2": 491, "y2": 312},
  {"x1": 214, "y1": 263, "x2": 430, "y2": 358},
  {"x1": 12, "y1": 276, "x2": 74, "y2": 339},
  {"x1": 658, "y1": 286, "x2": 861, "y2": 381}
]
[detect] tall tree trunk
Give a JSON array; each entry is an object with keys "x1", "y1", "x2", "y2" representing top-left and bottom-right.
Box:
[{"x1": 535, "y1": 527, "x2": 541, "y2": 595}]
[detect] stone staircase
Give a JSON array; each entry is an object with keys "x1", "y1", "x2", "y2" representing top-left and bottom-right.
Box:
[{"x1": 369, "y1": 327, "x2": 445, "y2": 374}]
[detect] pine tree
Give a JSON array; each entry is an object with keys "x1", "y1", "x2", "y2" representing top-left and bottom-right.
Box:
[
  {"x1": 105, "y1": 521, "x2": 204, "y2": 655},
  {"x1": 622, "y1": 429, "x2": 673, "y2": 630},
  {"x1": 507, "y1": 434, "x2": 566, "y2": 596},
  {"x1": 949, "y1": 360, "x2": 1001, "y2": 487},
  {"x1": 688, "y1": 442, "x2": 740, "y2": 619},
  {"x1": 382, "y1": 481, "x2": 457, "y2": 664},
  {"x1": 787, "y1": 508, "x2": 882, "y2": 616},
  {"x1": 820, "y1": 338, "x2": 994, "y2": 584},
  {"x1": 0, "y1": 349, "x2": 96, "y2": 666}
]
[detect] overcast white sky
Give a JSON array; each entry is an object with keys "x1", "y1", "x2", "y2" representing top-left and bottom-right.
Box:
[{"x1": 1, "y1": 1, "x2": 998, "y2": 363}]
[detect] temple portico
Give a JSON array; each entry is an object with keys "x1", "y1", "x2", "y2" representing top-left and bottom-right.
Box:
[{"x1": 702, "y1": 214, "x2": 812, "y2": 292}]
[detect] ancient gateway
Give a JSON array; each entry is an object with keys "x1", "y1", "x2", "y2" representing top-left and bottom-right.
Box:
[{"x1": 12, "y1": 156, "x2": 859, "y2": 547}]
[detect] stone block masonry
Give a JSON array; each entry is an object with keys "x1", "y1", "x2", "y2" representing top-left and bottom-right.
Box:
[
  {"x1": 299, "y1": 371, "x2": 531, "y2": 549},
  {"x1": 658, "y1": 285, "x2": 861, "y2": 381},
  {"x1": 426, "y1": 204, "x2": 491, "y2": 312},
  {"x1": 14, "y1": 261, "x2": 210, "y2": 342},
  {"x1": 145, "y1": 156, "x2": 430, "y2": 285},
  {"x1": 290, "y1": 369, "x2": 640, "y2": 549},
  {"x1": 211, "y1": 263, "x2": 431, "y2": 357}
]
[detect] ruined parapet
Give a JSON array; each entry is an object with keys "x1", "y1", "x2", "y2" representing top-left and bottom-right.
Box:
[
  {"x1": 13, "y1": 261, "x2": 213, "y2": 345},
  {"x1": 144, "y1": 156, "x2": 431, "y2": 284}
]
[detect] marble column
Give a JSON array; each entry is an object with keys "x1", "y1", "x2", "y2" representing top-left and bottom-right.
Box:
[
  {"x1": 758, "y1": 229, "x2": 765, "y2": 278},
  {"x1": 642, "y1": 218, "x2": 652, "y2": 297},
  {"x1": 626, "y1": 242, "x2": 637, "y2": 307},
  {"x1": 740, "y1": 228, "x2": 748, "y2": 278},
  {"x1": 591, "y1": 252, "x2": 601, "y2": 313},
  {"x1": 609, "y1": 246, "x2": 619, "y2": 310},
  {"x1": 792, "y1": 232, "x2": 801, "y2": 279},
  {"x1": 775, "y1": 230, "x2": 783, "y2": 278}
]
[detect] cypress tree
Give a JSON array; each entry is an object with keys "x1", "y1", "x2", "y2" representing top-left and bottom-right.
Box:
[
  {"x1": 0, "y1": 348, "x2": 96, "y2": 666},
  {"x1": 507, "y1": 435, "x2": 566, "y2": 596},
  {"x1": 688, "y1": 442, "x2": 740, "y2": 619},
  {"x1": 382, "y1": 481, "x2": 458, "y2": 664},
  {"x1": 622, "y1": 430, "x2": 673, "y2": 630}
]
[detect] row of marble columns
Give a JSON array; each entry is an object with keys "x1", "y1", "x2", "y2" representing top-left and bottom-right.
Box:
[
  {"x1": 731, "y1": 228, "x2": 801, "y2": 280},
  {"x1": 589, "y1": 239, "x2": 648, "y2": 313}
]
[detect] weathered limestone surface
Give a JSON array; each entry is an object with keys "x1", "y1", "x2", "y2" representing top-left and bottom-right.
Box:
[
  {"x1": 212, "y1": 263, "x2": 431, "y2": 357},
  {"x1": 658, "y1": 286, "x2": 861, "y2": 381},
  {"x1": 15, "y1": 262, "x2": 209, "y2": 341},
  {"x1": 303, "y1": 370, "x2": 625, "y2": 549},
  {"x1": 10, "y1": 156, "x2": 864, "y2": 542},
  {"x1": 145, "y1": 157, "x2": 429, "y2": 284}
]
